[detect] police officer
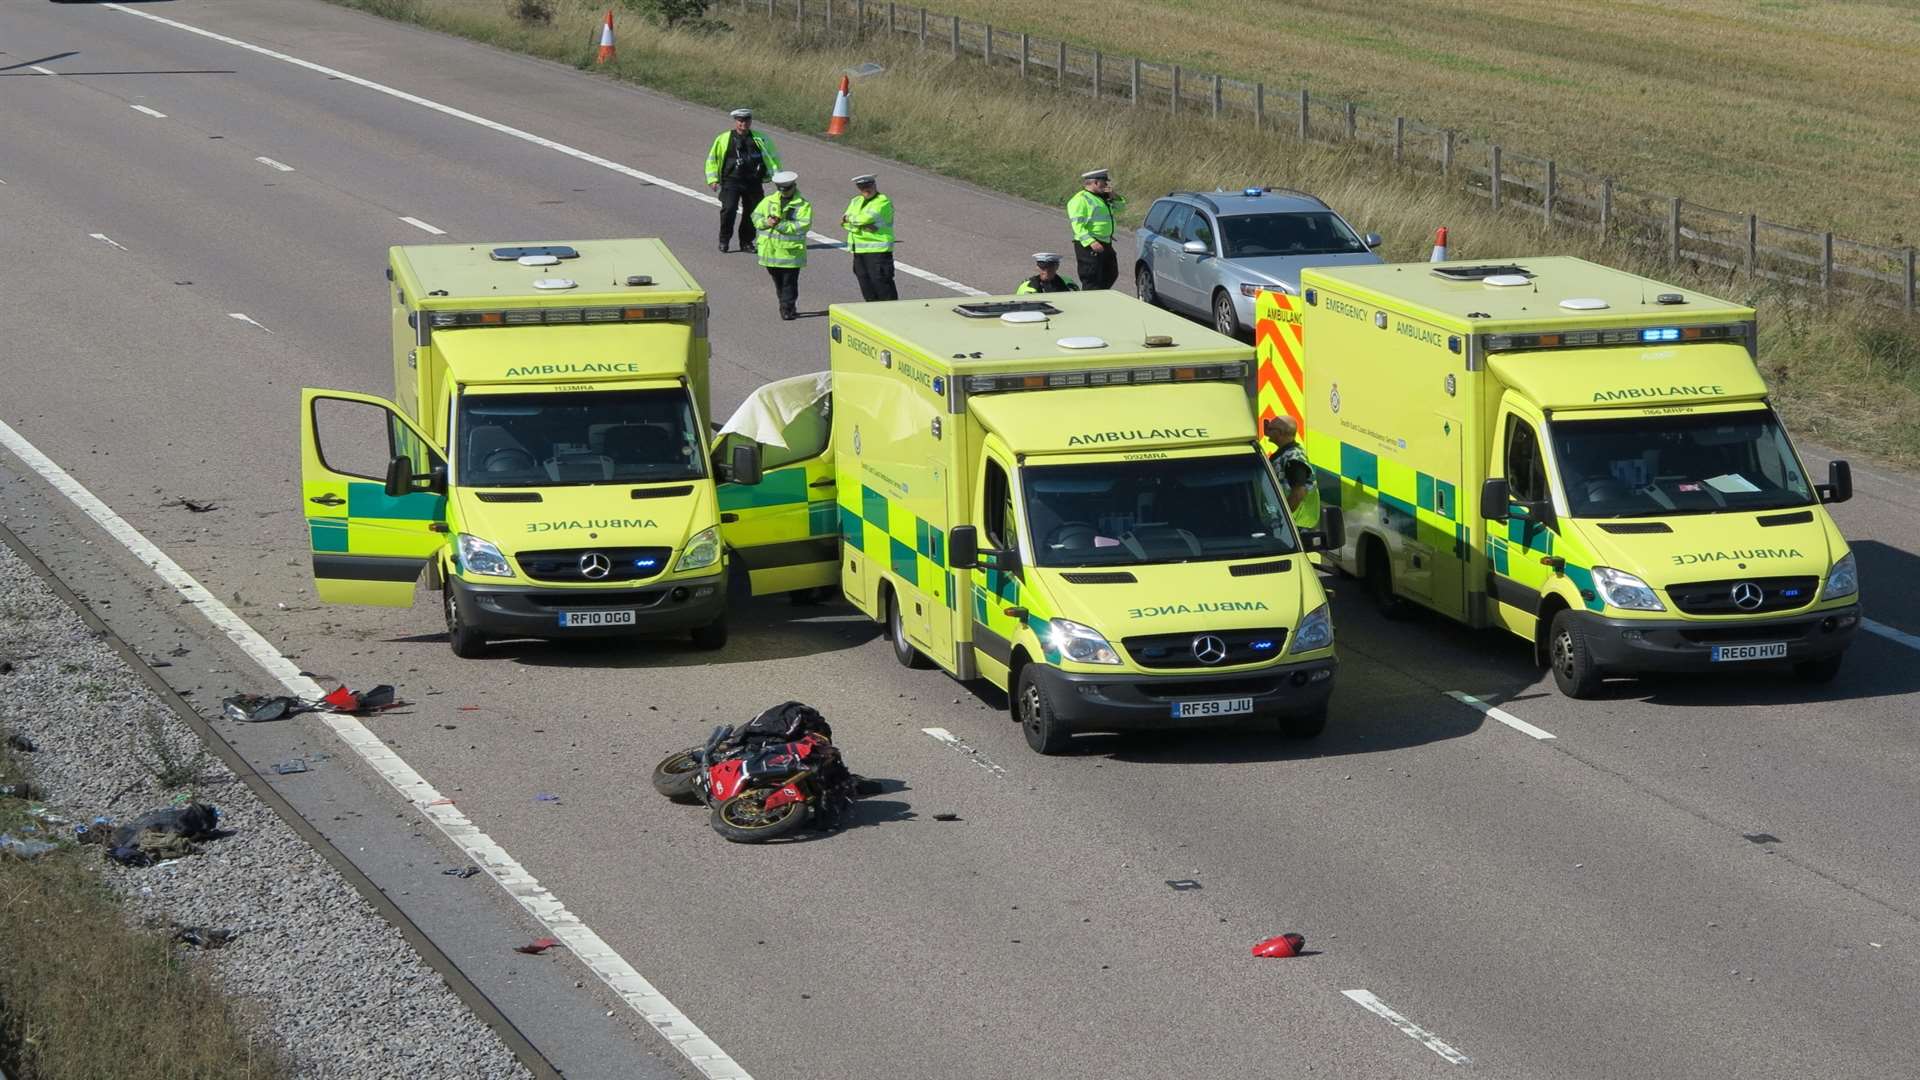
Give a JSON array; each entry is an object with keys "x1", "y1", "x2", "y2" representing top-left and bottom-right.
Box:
[
  {"x1": 1066, "y1": 168, "x2": 1126, "y2": 290},
  {"x1": 753, "y1": 171, "x2": 811, "y2": 320},
  {"x1": 842, "y1": 174, "x2": 897, "y2": 301},
  {"x1": 705, "y1": 108, "x2": 781, "y2": 253},
  {"x1": 1015, "y1": 252, "x2": 1078, "y2": 294},
  {"x1": 1264, "y1": 413, "x2": 1320, "y2": 529}
]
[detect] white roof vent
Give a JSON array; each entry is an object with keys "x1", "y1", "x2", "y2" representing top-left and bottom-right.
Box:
[
  {"x1": 1056, "y1": 336, "x2": 1107, "y2": 350},
  {"x1": 532, "y1": 278, "x2": 577, "y2": 290},
  {"x1": 1483, "y1": 274, "x2": 1531, "y2": 288},
  {"x1": 1000, "y1": 310, "x2": 1049, "y2": 325},
  {"x1": 1559, "y1": 297, "x2": 1609, "y2": 310},
  {"x1": 517, "y1": 254, "x2": 560, "y2": 267}
]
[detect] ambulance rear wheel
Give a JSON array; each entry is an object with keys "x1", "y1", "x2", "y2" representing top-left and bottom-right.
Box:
[
  {"x1": 1135, "y1": 264, "x2": 1160, "y2": 308},
  {"x1": 1363, "y1": 540, "x2": 1411, "y2": 620},
  {"x1": 1547, "y1": 609, "x2": 1602, "y2": 699},
  {"x1": 444, "y1": 584, "x2": 488, "y2": 659},
  {"x1": 1015, "y1": 664, "x2": 1072, "y2": 755},
  {"x1": 887, "y1": 590, "x2": 933, "y2": 669}
]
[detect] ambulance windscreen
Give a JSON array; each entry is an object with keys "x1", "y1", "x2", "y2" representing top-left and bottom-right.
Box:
[
  {"x1": 1548, "y1": 409, "x2": 1813, "y2": 519},
  {"x1": 1020, "y1": 452, "x2": 1297, "y2": 567},
  {"x1": 456, "y1": 389, "x2": 705, "y2": 487}
]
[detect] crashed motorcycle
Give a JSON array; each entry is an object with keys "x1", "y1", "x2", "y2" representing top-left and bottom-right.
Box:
[{"x1": 651, "y1": 702, "x2": 860, "y2": 843}]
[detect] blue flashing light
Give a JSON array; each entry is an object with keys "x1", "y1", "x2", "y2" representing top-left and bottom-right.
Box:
[
  {"x1": 932, "y1": 376, "x2": 946, "y2": 394},
  {"x1": 1244, "y1": 186, "x2": 1264, "y2": 197},
  {"x1": 1782, "y1": 589, "x2": 1801, "y2": 598},
  {"x1": 635, "y1": 558, "x2": 659, "y2": 568},
  {"x1": 1250, "y1": 640, "x2": 1276, "y2": 650},
  {"x1": 1640, "y1": 327, "x2": 1681, "y2": 342}
]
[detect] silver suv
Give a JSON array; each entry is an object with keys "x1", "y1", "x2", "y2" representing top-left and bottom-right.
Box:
[{"x1": 1135, "y1": 188, "x2": 1383, "y2": 339}]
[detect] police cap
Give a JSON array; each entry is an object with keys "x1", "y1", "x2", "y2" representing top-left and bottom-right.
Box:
[
  {"x1": 851, "y1": 174, "x2": 877, "y2": 186},
  {"x1": 1032, "y1": 252, "x2": 1062, "y2": 266},
  {"x1": 728, "y1": 108, "x2": 752, "y2": 120},
  {"x1": 1079, "y1": 168, "x2": 1111, "y2": 182},
  {"x1": 771, "y1": 170, "x2": 799, "y2": 188}
]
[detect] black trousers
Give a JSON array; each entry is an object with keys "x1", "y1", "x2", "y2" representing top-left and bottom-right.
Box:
[
  {"x1": 851, "y1": 252, "x2": 898, "y2": 301},
  {"x1": 766, "y1": 267, "x2": 800, "y2": 314},
  {"x1": 1075, "y1": 241, "x2": 1119, "y2": 290},
  {"x1": 718, "y1": 181, "x2": 764, "y2": 249}
]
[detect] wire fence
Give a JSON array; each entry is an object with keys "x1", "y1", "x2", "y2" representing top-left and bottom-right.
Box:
[{"x1": 722, "y1": 0, "x2": 1919, "y2": 314}]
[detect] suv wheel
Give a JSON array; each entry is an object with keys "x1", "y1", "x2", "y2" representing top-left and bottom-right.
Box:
[
  {"x1": 1212, "y1": 290, "x2": 1243, "y2": 339},
  {"x1": 1135, "y1": 263, "x2": 1159, "y2": 307}
]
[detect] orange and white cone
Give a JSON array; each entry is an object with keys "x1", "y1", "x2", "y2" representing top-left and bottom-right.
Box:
[
  {"x1": 595, "y1": 9, "x2": 616, "y2": 65},
  {"x1": 825, "y1": 75, "x2": 851, "y2": 137},
  {"x1": 1429, "y1": 226, "x2": 1448, "y2": 262}
]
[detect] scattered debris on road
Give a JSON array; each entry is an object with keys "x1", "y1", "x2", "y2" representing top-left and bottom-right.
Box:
[
  {"x1": 104, "y1": 802, "x2": 220, "y2": 867},
  {"x1": 0, "y1": 833, "x2": 58, "y2": 859},
  {"x1": 443, "y1": 865, "x2": 480, "y2": 879},
  {"x1": 1166, "y1": 879, "x2": 1202, "y2": 891},
  {"x1": 1251, "y1": 933, "x2": 1307, "y2": 958},
  {"x1": 271, "y1": 758, "x2": 309, "y2": 776},
  {"x1": 534, "y1": 792, "x2": 561, "y2": 805},
  {"x1": 223, "y1": 682, "x2": 405, "y2": 723},
  {"x1": 166, "y1": 497, "x2": 219, "y2": 513},
  {"x1": 514, "y1": 936, "x2": 562, "y2": 955},
  {"x1": 173, "y1": 925, "x2": 238, "y2": 950},
  {"x1": 932, "y1": 812, "x2": 961, "y2": 822}
]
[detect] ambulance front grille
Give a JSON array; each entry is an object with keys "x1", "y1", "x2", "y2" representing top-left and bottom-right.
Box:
[
  {"x1": 516, "y1": 546, "x2": 674, "y2": 583},
  {"x1": 1668, "y1": 576, "x2": 1818, "y2": 616},
  {"x1": 1122, "y1": 628, "x2": 1288, "y2": 669}
]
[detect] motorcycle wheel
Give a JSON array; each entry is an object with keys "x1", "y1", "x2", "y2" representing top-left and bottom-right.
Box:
[
  {"x1": 710, "y1": 786, "x2": 811, "y2": 843},
  {"x1": 651, "y1": 749, "x2": 704, "y2": 804}
]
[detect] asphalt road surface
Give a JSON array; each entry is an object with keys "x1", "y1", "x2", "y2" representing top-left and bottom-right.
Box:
[{"x1": 4, "y1": 3, "x2": 1920, "y2": 1078}]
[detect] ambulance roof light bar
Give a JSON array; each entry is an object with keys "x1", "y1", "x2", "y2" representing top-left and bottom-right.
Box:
[
  {"x1": 964, "y1": 361, "x2": 1247, "y2": 394},
  {"x1": 1483, "y1": 322, "x2": 1748, "y2": 352},
  {"x1": 429, "y1": 303, "x2": 696, "y2": 328}
]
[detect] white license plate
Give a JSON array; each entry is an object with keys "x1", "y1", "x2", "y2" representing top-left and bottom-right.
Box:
[
  {"x1": 1171, "y1": 697, "x2": 1256, "y2": 719},
  {"x1": 558, "y1": 609, "x2": 637, "y2": 628},
  {"x1": 1710, "y1": 642, "x2": 1787, "y2": 662}
]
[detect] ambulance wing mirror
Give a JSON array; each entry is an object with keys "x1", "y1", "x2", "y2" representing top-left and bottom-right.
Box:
[
  {"x1": 1479, "y1": 478, "x2": 1512, "y2": 522},
  {"x1": 724, "y1": 443, "x2": 763, "y2": 487},
  {"x1": 383, "y1": 456, "x2": 444, "y2": 498},
  {"x1": 1302, "y1": 507, "x2": 1344, "y2": 552},
  {"x1": 948, "y1": 526, "x2": 980, "y2": 569},
  {"x1": 1818, "y1": 459, "x2": 1853, "y2": 504}
]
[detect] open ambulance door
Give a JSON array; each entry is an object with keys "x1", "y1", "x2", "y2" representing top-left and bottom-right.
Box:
[
  {"x1": 300, "y1": 388, "x2": 447, "y2": 606},
  {"x1": 714, "y1": 374, "x2": 839, "y2": 596},
  {"x1": 1482, "y1": 396, "x2": 1560, "y2": 640}
]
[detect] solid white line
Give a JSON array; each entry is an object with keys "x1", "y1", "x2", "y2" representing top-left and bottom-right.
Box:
[
  {"x1": 226, "y1": 313, "x2": 274, "y2": 333},
  {"x1": 1446, "y1": 690, "x2": 1557, "y2": 740},
  {"x1": 101, "y1": 3, "x2": 988, "y2": 298},
  {"x1": 399, "y1": 215, "x2": 447, "y2": 236},
  {"x1": 1863, "y1": 618, "x2": 1920, "y2": 652},
  {"x1": 31, "y1": 65, "x2": 57, "y2": 76},
  {"x1": 89, "y1": 233, "x2": 129, "y2": 251},
  {"x1": 255, "y1": 155, "x2": 295, "y2": 172},
  {"x1": 0, "y1": 420, "x2": 751, "y2": 1079},
  {"x1": 130, "y1": 104, "x2": 168, "y2": 118},
  {"x1": 1342, "y1": 990, "x2": 1472, "y2": 1065}
]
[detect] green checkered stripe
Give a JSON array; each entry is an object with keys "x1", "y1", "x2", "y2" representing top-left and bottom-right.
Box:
[
  {"x1": 717, "y1": 466, "x2": 838, "y2": 534},
  {"x1": 1308, "y1": 434, "x2": 1469, "y2": 564},
  {"x1": 839, "y1": 484, "x2": 955, "y2": 610},
  {"x1": 307, "y1": 483, "x2": 445, "y2": 552},
  {"x1": 972, "y1": 570, "x2": 1058, "y2": 663}
]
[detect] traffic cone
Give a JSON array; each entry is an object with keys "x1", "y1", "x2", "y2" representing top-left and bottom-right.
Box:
[
  {"x1": 825, "y1": 75, "x2": 851, "y2": 137},
  {"x1": 1429, "y1": 226, "x2": 1448, "y2": 262},
  {"x1": 595, "y1": 9, "x2": 615, "y2": 65}
]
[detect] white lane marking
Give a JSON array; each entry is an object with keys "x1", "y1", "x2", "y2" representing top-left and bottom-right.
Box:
[
  {"x1": 130, "y1": 104, "x2": 168, "y2": 118},
  {"x1": 1342, "y1": 990, "x2": 1472, "y2": 1065},
  {"x1": 1863, "y1": 618, "x2": 1920, "y2": 651},
  {"x1": 102, "y1": 3, "x2": 988, "y2": 299},
  {"x1": 0, "y1": 424, "x2": 751, "y2": 1080},
  {"x1": 1446, "y1": 690, "x2": 1556, "y2": 740},
  {"x1": 226, "y1": 313, "x2": 274, "y2": 333},
  {"x1": 922, "y1": 727, "x2": 1008, "y2": 776},
  {"x1": 399, "y1": 215, "x2": 446, "y2": 236},
  {"x1": 255, "y1": 155, "x2": 295, "y2": 172},
  {"x1": 89, "y1": 233, "x2": 130, "y2": 251},
  {"x1": 31, "y1": 65, "x2": 58, "y2": 76}
]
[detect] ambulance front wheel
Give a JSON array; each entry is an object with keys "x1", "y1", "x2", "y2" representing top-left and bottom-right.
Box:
[
  {"x1": 1547, "y1": 609, "x2": 1602, "y2": 698},
  {"x1": 690, "y1": 615, "x2": 729, "y2": 651},
  {"x1": 444, "y1": 583, "x2": 489, "y2": 659},
  {"x1": 1276, "y1": 707, "x2": 1327, "y2": 739},
  {"x1": 1015, "y1": 663, "x2": 1073, "y2": 755}
]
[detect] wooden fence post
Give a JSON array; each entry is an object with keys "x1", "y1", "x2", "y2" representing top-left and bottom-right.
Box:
[
  {"x1": 1093, "y1": 51, "x2": 1102, "y2": 99},
  {"x1": 1298, "y1": 88, "x2": 1309, "y2": 140},
  {"x1": 1745, "y1": 213, "x2": 1757, "y2": 275},
  {"x1": 1393, "y1": 116, "x2": 1404, "y2": 163},
  {"x1": 886, "y1": 1, "x2": 895, "y2": 35},
  {"x1": 855, "y1": 0, "x2": 864, "y2": 37},
  {"x1": 1821, "y1": 231, "x2": 1834, "y2": 290},
  {"x1": 1668, "y1": 197, "x2": 1682, "y2": 263},
  {"x1": 767, "y1": 0, "x2": 774, "y2": 19},
  {"x1": 1212, "y1": 75, "x2": 1222, "y2": 119},
  {"x1": 1254, "y1": 82, "x2": 1264, "y2": 130},
  {"x1": 1543, "y1": 160, "x2": 1555, "y2": 227},
  {"x1": 949, "y1": 14, "x2": 958, "y2": 54},
  {"x1": 795, "y1": 0, "x2": 803, "y2": 29},
  {"x1": 918, "y1": 6, "x2": 926, "y2": 47},
  {"x1": 1601, "y1": 179, "x2": 1613, "y2": 238},
  {"x1": 1171, "y1": 66, "x2": 1181, "y2": 114},
  {"x1": 984, "y1": 24, "x2": 993, "y2": 65},
  {"x1": 1344, "y1": 102, "x2": 1356, "y2": 140},
  {"x1": 1490, "y1": 145, "x2": 1502, "y2": 211},
  {"x1": 1907, "y1": 246, "x2": 1917, "y2": 313},
  {"x1": 1441, "y1": 130, "x2": 1454, "y2": 175},
  {"x1": 1058, "y1": 41, "x2": 1067, "y2": 87},
  {"x1": 824, "y1": 0, "x2": 832, "y2": 35},
  {"x1": 1018, "y1": 32, "x2": 1027, "y2": 78},
  {"x1": 1131, "y1": 58, "x2": 1141, "y2": 105}
]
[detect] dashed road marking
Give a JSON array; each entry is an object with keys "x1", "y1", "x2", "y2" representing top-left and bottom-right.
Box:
[
  {"x1": 399, "y1": 215, "x2": 446, "y2": 235},
  {"x1": 923, "y1": 727, "x2": 1008, "y2": 776},
  {"x1": 1446, "y1": 690, "x2": 1557, "y2": 740},
  {"x1": 1342, "y1": 990, "x2": 1472, "y2": 1065},
  {"x1": 130, "y1": 104, "x2": 167, "y2": 118},
  {"x1": 31, "y1": 65, "x2": 58, "y2": 76},
  {"x1": 227, "y1": 313, "x2": 273, "y2": 333},
  {"x1": 1863, "y1": 618, "x2": 1920, "y2": 652},
  {"x1": 254, "y1": 155, "x2": 295, "y2": 172},
  {"x1": 89, "y1": 232, "x2": 129, "y2": 251},
  {"x1": 102, "y1": 3, "x2": 988, "y2": 298}
]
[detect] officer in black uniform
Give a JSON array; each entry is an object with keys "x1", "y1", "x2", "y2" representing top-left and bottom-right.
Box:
[{"x1": 706, "y1": 108, "x2": 781, "y2": 253}]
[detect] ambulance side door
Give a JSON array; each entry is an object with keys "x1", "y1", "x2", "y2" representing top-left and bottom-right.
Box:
[
  {"x1": 300, "y1": 389, "x2": 447, "y2": 606},
  {"x1": 1484, "y1": 399, "x2": 1558, "y2": 640},
  {"x1": 966, "y1": 443, "x2": 1027, "y2": 690},
  {"x1": 715, "y1": 389, "x2": 839, "y2": 596}
]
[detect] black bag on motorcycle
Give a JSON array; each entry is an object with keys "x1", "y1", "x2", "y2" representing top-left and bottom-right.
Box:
[{"x1": 740, "y1": 701, "x2": 833, "y2": 743}]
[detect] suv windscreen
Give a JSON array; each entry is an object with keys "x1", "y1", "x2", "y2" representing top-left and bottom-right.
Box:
[
  {"x1": 1548, "y1": 408, "x2": 1813, "y2": 517},
  {"x1": 1021, "y1": 452, "x2": 1297, "y2": 567},
  {"x1": 457, "y1": 389, "x2": 705, "y2": 487},
  {"x1": 1220, "y1": 211, "x2": 1369, "y2": 258}
]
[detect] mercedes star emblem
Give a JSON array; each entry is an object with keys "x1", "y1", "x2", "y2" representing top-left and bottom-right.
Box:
[
  {"x1": 579, "y1": 552, "x2": 613, "y2": 580},
  {"x1": 1730, "y1": 581, "x2": 1764, "y2": 611},
  {"x1": 1191, "y1": 635, "x2": 1228, "y2": 665}
]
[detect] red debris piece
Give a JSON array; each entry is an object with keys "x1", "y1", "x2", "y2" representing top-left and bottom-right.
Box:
[
  {"x1": 514, "y1": 937, "x2": 562, "y2": 955},
  {"x1": 322, "y1": 685, "x2": 359, "y2": 712},
  {"x1": 1251, "y1": 933, "x2": 1307, "y2": 958}
]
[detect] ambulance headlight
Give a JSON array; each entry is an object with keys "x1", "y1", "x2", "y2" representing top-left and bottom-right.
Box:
[
  {"x1": 1822, "y1": 552, "x2": 1857, "y2": 600},
  {"x1": 1592, "y1": 566, "x2": 1664, "y2": 611},
  {"x1": 1046, "y1": 619, "x2": 1120, "y2": 665},
  {"x1": 1290, "y1": 603, "x2": 1334, "y2": 653},
  {"x1": 676, "y1": 526, "x2": 722, "y2": 572},
  {"x1": 456, "y1": 534, "x2": 514, "y2": 578}
]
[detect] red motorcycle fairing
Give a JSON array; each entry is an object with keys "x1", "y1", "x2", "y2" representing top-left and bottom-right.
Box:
[
  {"x1": 707, "y1": 758, "x2": 747, "y2": 801},
  {"x1": 762, "y1": 782, "x2": 806, "y2": 811}
]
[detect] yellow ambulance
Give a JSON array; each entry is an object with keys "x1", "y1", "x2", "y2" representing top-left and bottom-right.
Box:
[
  {"x1": 298, "y1": 240, "x2": 761, "y2": 657},
  {"x1": 1256, "y1": 257, "x2": 1860, "y2": 697},
  {"x1": 722, "y1": 292, "x2": 1342, "y2": 753}
]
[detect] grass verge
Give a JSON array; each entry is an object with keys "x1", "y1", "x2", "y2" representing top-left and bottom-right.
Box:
[
  {"x1": 328, "y1": 0, "x2": 1920, "y2": 465},
  {"x1": 1, "y1": 734, "x2": 284, "y2": 1078}
]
